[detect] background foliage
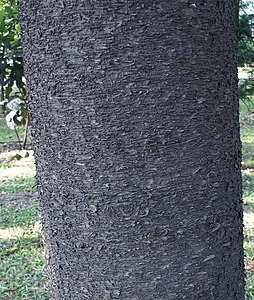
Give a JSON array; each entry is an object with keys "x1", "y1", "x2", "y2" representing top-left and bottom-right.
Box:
[
  {"x1": 0, "y1": 0, "x2": 27, "y2": 147},
  {"x1": 238, "y1": 1, "x2": 254, "y2": 105},
  {"x1": 238, "y1": 2, "x2": 254, "y2": 67}
]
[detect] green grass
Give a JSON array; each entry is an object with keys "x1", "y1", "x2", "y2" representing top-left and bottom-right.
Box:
[
  {"x1": 0, "y1": 247, "x2": 47, "y2": 300},
  {"x1": 0, "y1": 119, "x2": 46, "y2": 299},
  {"x1": 0, "y1": 150, "x2": 36, "y2": 194},
  {"x1": 0, "y1": 201, "x2": 40, "y2": 229},
  {"x1": 0, "y1": 201, "x2": 47, "y2": 300},
  {"x1": 246, "y1": 277, "x2": 254, "y2": 299},
  {"x1": 0, "y1": 118, "x2": 24, "y2": 143},
  {"x1": 0, "y1": 176, "x2": 35, "y2": 194},
  {"x1": 241, "y1": 97, "x2": 254, "y2": 299},
  {"x1": 0, "y1": 179, "x2": 36, "y2": 195},
  {"x1": 241, "y1": 128, "x2": 254, "y2": 169}
]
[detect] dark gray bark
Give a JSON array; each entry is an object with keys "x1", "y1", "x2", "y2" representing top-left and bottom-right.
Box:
[{"x1": 19, "y1": 1, "x2": 244, "y2": 299}]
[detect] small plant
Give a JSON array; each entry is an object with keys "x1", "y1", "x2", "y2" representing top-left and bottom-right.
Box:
[{"x1": 0, "y1": 0, "x2": 28, "y2": 148}]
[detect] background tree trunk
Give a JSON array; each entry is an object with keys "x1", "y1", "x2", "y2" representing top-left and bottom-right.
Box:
[{"x1": 19, "y1": 1, "x2": 244, "y2": 299}]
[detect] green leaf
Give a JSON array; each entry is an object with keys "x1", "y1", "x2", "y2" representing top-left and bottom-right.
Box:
[
  {"x1": 5, "y1": 84, "x2": 13, "y2": 99},
  {"x1": 0, "y1": 10, "x2": 5, "y2": 32},
  {"x1": 15, "y1": 23, "x2": 20, "y2": 32}
]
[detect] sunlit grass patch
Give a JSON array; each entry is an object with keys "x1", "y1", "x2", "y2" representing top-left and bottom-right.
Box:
[
  {"x1": 242, "y1": 131, "x2": 254, "y2": 144},
  {"x1": 244, "y1": 210, "x2": 254, "y2": 227},
  {"x1": 0, "y1": 150, "x2": 35, "y2": 173},
  {"x1": 244, "y1": 197, "x2": 254, "y2": 211},
  {"x1": 0, "y1": 150, "x2": 36, "y2": 194}
]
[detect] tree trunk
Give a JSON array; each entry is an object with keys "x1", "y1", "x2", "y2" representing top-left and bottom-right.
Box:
[{"x1": 18, "y1": 1, "x2": 244, "y2": 299}]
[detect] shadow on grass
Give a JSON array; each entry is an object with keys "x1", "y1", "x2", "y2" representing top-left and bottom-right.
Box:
[
  {"x1": 0, "y1": 201, "x2": 40, "y2": 230},
  {"x1": 0, "y1": 237, "x2": 47, "y2": 300},
  {"x1": 243, "y1": 169, "x2": 254, "y2": 199},
  {"x1": 242, "y1": 141, "x2": 254, "y2": 170}
]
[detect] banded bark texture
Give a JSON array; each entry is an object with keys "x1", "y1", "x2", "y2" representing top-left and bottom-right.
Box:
[{"x1": 19, "y1": 1, "x2": 244, "y2": 299}]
